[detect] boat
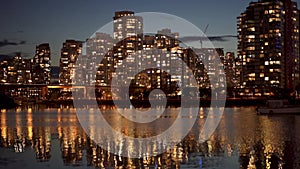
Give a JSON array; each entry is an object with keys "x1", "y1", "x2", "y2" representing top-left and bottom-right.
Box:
[{"x1": 257, "y1": 99, "x2": 300, "y2": 115}]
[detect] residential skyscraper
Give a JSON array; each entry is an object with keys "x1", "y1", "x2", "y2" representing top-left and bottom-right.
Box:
[
  {"x1": 237, "y1": 0, "x2": 299, "y2": 96},
  {"x1": 112, "y1": 11, "x2": 143, "y2": 87},
  {"x1": 59, "y1": 40, "x2": 82, "y2": 85},
  {"x1": 113, "y1": 10, "x2": 143, "y2": 64},
  {"x1": 221, "y1": 52, "x2": 237, "y2": 87},
  {"x1": 0, "y1": 44, "x2": 51, "y2": 85},
  {"x1": 0, "y1": 53, "x2": 26, "y2": 84},
  {"x1": 0, "y1": 52, "x2": 47, "y2": 100},
  {"x1": 86, "y1": 32, "x2": 113, "y2": 86},
  {"x1": 33, "y1": 43, "x2": 51, "y2": 84},
  {"x1": 113, "y1": 11, "x2": 143, "y2": 42}
]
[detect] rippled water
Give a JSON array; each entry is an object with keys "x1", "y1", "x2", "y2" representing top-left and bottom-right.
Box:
[{"x1": 0, "y1": 106, "x2": 300, "y2": 169}]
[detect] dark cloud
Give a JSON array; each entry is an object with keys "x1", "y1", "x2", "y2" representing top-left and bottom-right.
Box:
[
  {"x1": 19, "y1": 40, "x2": 26, "y2": 45},
  {"x1": 179, "y1": 35, "x2": 237, "y2": 42},
  {"x1": 0, "y1": 39, "x2": 26, "y2": 48}
]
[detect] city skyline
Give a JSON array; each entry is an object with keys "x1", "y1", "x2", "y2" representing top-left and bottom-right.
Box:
[
  {"x1": 4, "y1": 0, "x2": 300, "y2": 66},
  {"x1": 1, "y1": 1, "x2": 300, "y2": 168},
  {"x1": 0, "y1": 10, "x2": 232, "y2": 101},
  {"x1": 1, "y1": 0, "x2": 300, "y2": 99}
]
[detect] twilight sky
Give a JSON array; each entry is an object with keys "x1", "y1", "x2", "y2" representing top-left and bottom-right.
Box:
[{"x1": 1, "y1": 0, "x2": 300, "y2": 66}]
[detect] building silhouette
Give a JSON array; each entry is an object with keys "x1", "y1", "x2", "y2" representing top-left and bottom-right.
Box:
[{"x1": 237, "y1": 0, "x2": 299, "y2": 97}]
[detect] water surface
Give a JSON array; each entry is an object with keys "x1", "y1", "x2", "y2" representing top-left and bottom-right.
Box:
[{"x1": 0, "y1": 107, "x2": 300, "y2": 169}]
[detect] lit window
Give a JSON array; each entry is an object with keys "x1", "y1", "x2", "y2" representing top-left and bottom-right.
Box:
[
  {"x1": 248, "y1": 46, "x2": 255, "y2": 50},
  {"x1": 248, "y1": 27, "x2": 255, "y2": 31},
  {"x1": 260, "y1": 73, "x2": 264, "y2": 77},
  {"x1": 265, "y1": 77, "x2": 269, "y2": 81}
]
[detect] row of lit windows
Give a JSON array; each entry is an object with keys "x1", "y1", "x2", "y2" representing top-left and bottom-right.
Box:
[{"x1": 265, "y1": 61, "x2": 280, "y2": 65}]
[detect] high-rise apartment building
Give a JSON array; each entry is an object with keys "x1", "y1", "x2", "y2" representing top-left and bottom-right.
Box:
[
  {"x1": 0, "y1": 44, "x2": 51, "y2": 85},
  {"x1": 112, "y1": 11, "x2": 143, "y2": 84},
  {"x1": 33, "y1": 43, "x2": 51, "y2": 84},
  {"x1": 0, "y1": 53, "x2": 25, "y2": 84},
  {"x1": 85, "y1": 32, "x2": 113, "y2": 86},
  {"x1": 221, "y1": 52, "x2": 237, "y2": 87},
  {"x1": 113, "y1": 11, "x2": 143, "y2": 43},
  {"x1": 0, "y1": 52, "x2": 48, "y2": 100},
  {"x1": 193, "y1": 48, "x2": 226, "y2": 93},
  {"x1": 237, "y1": 0, "x2": 299, "y2": 96},
  {"x1": 59, "y1": 40, "x2": 82, "y2": 85}
]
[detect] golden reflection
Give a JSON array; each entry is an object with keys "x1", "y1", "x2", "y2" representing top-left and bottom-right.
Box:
[
  {"x1": 33, "y1": 126, "x2": 52, "y2": 161},
  {"x1": 0, "y1": 107, "x2": 298, "y2": 168},
  {"x1": 27, "y1": 108, "x2": 32, "y2": 113},
  {"x1": 27, "y1": 109, "x2": 33, "y2": 140},
  {"x1": 15, "y1": 110, "x2": 22, "y2": 137},
  {"x1": 1, "y1": 110, "x2": 7, "y2": 139},
  {"x1": 57, "y1": 108, "x2": 62, "y2": 138},
  {"x1": 16, "y1": 107, "x2": 21, "y2": 113}
]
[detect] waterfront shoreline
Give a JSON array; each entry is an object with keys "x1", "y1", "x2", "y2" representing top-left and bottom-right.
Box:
[{"x1": 12, "y1": 98, "x2": 300, "y2": 109}]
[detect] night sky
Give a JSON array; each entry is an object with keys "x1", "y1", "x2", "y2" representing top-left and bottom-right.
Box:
[{"x1": 1, "y1": 0, "x2": 300, "y2": 65}]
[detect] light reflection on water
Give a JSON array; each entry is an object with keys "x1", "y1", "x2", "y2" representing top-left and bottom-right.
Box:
[{"x1": 0, "y1": 107, "x2": 300, "y2": 168}]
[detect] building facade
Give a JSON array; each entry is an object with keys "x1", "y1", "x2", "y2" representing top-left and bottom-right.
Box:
[
  {"x1": 86, "y1": 32, "x2": 114, "y2": 86},
  {"x1": 0, "y1": 50, "x2": 50, "y2": 100},
  {"x1": 59, "y1": 40, "x2": 82, "y2": 85},
  {"x1": 237, "y1": 0, "x2": 300, "y2": 97},
  {"x1": 113, "y1": 11, "x2": 143, "y2": 43},
  {"x1": 221, "y1": 52, "x2": 236, "y2": 87},
  {"x1": 33, "y1": 43, "x2": 51, "y2": 84}
]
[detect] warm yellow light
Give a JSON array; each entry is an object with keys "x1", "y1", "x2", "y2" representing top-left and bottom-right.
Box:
[{"x1": 27, "y1": 108, "x2": 32, "y2": 113}]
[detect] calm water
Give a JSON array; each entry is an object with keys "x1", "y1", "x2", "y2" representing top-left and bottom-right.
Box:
[{"x1": 0, "y1": 106, "x2": 300, "y2": 169}]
